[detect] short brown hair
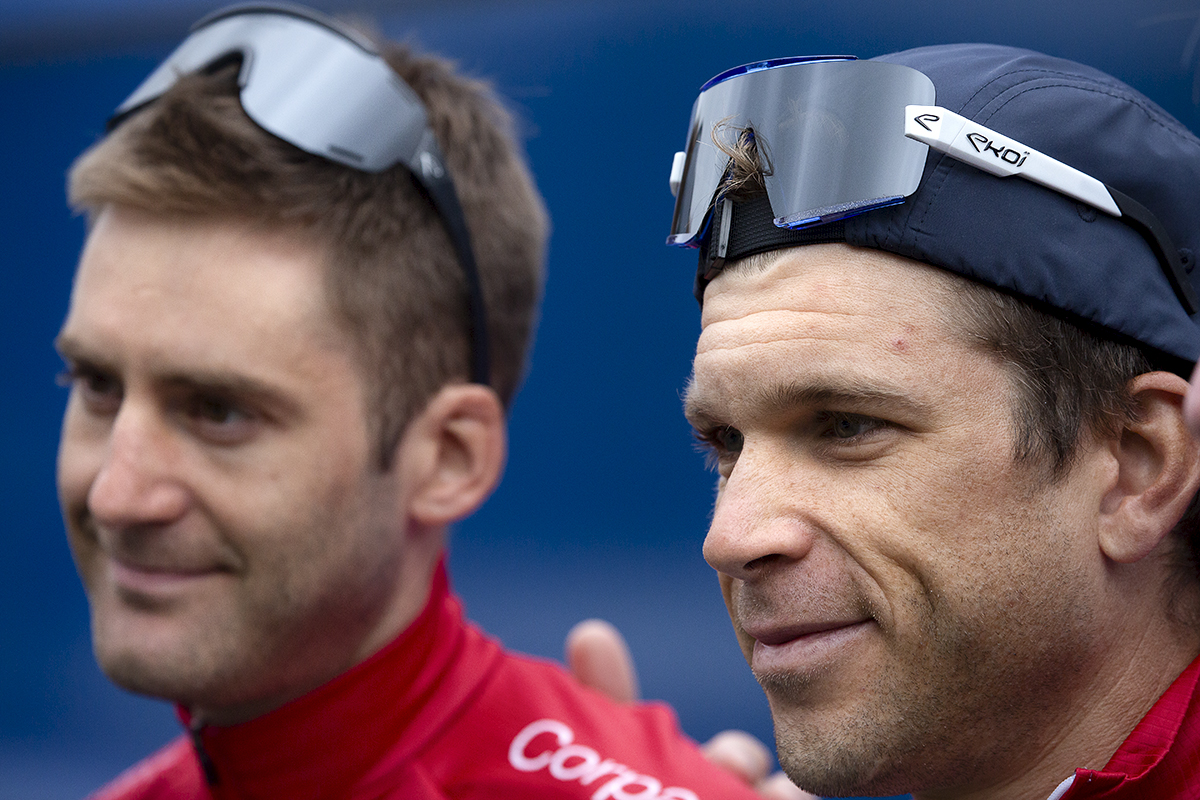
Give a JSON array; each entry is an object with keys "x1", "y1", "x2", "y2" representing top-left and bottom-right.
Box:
[{"x1": 68, "y1": 36, "x2": 548, "y2": 466}]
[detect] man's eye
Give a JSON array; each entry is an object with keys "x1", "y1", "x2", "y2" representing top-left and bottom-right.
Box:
[
  {"x1": 191, "y1": 396, "x2": 242, "y2": 425},
  {"x1": 823, "y1": 412, "x2": 884, "y2": 440},
  {"x1": 695, "y1": 425, "x2": 744, "y2": 454},
  {"x1": 715, "y1": 426, "x2": 745, "y2": 453},
  {"x1": 59, "y1": 366, "x2": 123, "y2": 412},
  {"x1": 694, "y1": 425, "x2": 745, "y2": 475},
  {"x1": 183, "y1": 395, "x2": 258, "y2": 444}
]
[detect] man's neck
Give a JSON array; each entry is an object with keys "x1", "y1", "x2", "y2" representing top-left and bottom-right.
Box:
[
  {"x1": 916, "y1": 623, "x2": 1200, "y2": 800},
  {"x1": 190, "y1": 543, "x2": 445, "y2": 727}
]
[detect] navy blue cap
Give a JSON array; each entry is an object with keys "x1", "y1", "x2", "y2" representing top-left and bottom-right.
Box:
[{"x1": 839, "y1": 44, "x2": 1200, "y2": 371}]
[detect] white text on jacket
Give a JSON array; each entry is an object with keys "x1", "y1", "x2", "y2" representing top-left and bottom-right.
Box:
[{"x1": 508, "y1": 718, "x2": 702, "y2": 800}]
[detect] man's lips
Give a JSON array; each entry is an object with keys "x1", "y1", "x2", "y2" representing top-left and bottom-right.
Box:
[
  {"x1": 87, "y1": 519, "x2": 240, "y2": 593},
  {"x1": 745, "y1": 620, "x2": 866, "y2": 646},
  {"x1": 741, "y1": 618, "x2": 874, "y2": 673},
  {"x1": 107, "y1": 555, "x2": 228, "y2": 595}
]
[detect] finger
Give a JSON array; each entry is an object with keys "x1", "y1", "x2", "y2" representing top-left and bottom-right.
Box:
[
  {"x1": 700, "y1": 729, "x2": 772, "y2": 785},
  {"x1": 565, "y1": 618, "x2": 640, "y2": 704},
  {"x1": 758, "y1": 772, "x2": 821, "y2": 800},
  {"x1": 1185, "y1": 362, "x2": 1200, "y2": 438}
]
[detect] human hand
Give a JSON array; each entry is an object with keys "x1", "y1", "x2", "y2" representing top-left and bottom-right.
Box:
[
  {"x1": 565, "y1": 618, "x2": 640, "y2": 704},
  {"x1": 565, "y1": 619, "x2": 818, "y2": 800}
]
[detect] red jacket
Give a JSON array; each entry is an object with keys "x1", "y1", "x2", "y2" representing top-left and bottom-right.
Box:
[
  {"x1": 1055, "y1": 654, "x2": 1200, "y2": 799},
  {"x1": 87, "y1": 563, "x2": 761, "y2": 800}
]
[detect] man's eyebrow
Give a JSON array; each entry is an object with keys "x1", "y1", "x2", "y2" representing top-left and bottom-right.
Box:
[
  {"x1": 682, "y1": 378, "x2": 720, "y2": 430},
  {"x1": 684, "y1": 378, "x2": 931, "y2": 428},
  {"x1": 54, "y1": 334, "x2": 303, "y2": 417},
  {"x1": 158, "y1": 371, "x2": 299, "y2": 409},
  {"x1": 54, "y1": 333, "x2": 98, "y2": 364},
  {"x1": 55, "y1": 334, "x2": 126, "y2": 380}
]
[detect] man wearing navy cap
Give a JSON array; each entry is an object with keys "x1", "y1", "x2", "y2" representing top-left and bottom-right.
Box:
[{"x1": 666, "y1": 43, "x2": 1200, "y2": 800}]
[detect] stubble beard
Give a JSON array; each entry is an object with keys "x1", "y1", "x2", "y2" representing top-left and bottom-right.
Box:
[
  {"x1": 84, "y1": 530, "x2": 380, "y2": 722},
  {"x1": 753, "y1": 580, "x2": 1095, "y2": 799}
]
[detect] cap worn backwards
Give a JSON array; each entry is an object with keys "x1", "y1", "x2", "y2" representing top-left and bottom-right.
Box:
[{"x1": 845, "y1": 43, "x2": 1200, "y2": 371}]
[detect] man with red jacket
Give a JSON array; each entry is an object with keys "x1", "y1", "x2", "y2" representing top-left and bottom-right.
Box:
[
  {"x1": 663, "y1": 43, "x2": 1200, "y2": 800},
  {"x1": 56, "y1": 6, "x2": 799, "y2": 799}
]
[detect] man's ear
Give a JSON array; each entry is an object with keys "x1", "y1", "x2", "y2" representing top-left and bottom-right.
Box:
[
  {"x1": 1099, "y1": 371, "x2": 1200, "y2": 564},
  {"x1": 396, "y1": 384, "x2": 507, "y2": 527}
]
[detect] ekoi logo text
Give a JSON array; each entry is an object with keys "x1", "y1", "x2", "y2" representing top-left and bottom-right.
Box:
[{"x1": 508, "y1": 719, "x2": 701, "y2": 800}]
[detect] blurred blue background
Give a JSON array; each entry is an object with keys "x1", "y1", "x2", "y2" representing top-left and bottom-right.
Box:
[{"x1": 4, "y1": 0, "x2": 1200, "y2": 797}]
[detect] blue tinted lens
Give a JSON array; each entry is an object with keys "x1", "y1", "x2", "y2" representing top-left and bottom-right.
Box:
[
  {"x1": 698, "y1": 55, "x2": 857, "y2": 92},
  {"x1": 669, "y1": 58, "x2": 934, "y2": 248}
]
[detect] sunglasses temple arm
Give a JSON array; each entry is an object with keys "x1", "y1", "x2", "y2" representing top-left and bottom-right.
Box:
[
  {"x1": 1107, "y1": 187, "x2": 1198, "y2": 314},
  {"x1": 409, "y1": 131, "x2": 492, "y2": 385},
  {"x1": 906, "y1": 105, "x2": 1197, "y2": 315}
]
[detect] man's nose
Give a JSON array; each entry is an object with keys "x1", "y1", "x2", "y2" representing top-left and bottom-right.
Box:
[
  {"x1": 702, "y1": 448, "x2": 816, "y2": 581},
  {"x1": 87, "y1": 403, "x2": 189, "y2": 528}
]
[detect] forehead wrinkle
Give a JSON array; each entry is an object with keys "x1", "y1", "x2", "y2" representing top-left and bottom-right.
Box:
[
  {"x1": 700, "y1": 303, "x2": 869, "y2": 326},
  {"x1": 696, "y1": 305, "x2": 904, "y2": 359},
  {"x1": 696, "y1": 333, "x2": 863, "y2": 357}
]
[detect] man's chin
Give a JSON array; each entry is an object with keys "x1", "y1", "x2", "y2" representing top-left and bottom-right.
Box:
[
  {"x1": 776, "y1": 744, "x2": 904, "y2": 800},
  {"x1": 98, "y1": 645, "x2": 198, "y2": 702},
  {"x1": 90, "y1": 616, "x2": 219, "y2": 706},
  {"x1": 767, "y1": 703, "x2": 912, "y2": 800}
]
